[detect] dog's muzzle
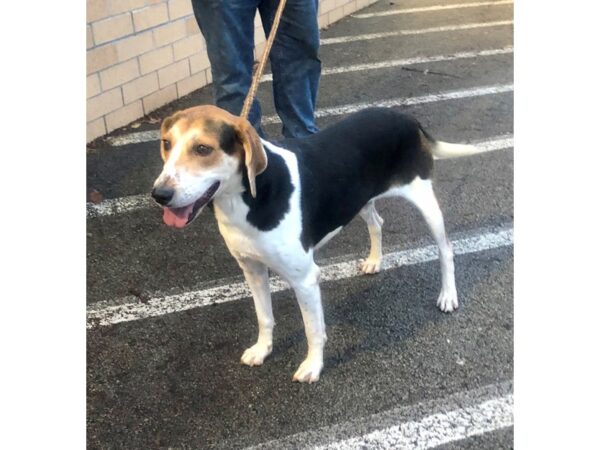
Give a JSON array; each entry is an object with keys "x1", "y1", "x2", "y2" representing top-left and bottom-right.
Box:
[
  {"x1": 158, "y1": 181, "x2": 220, "y2": 229},
  {"x1": 151, "y1": 186, "x2": 174, "y2": 206}
]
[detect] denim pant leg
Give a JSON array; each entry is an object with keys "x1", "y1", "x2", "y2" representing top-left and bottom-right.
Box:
[
  {"x1": 191, "y1": 0, "x2": 265, "y2": 135},
  {"x1": 259, "y1": 0, "x2": 321, "y2": 138}
]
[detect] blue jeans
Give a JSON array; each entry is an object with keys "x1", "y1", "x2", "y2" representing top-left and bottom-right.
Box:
[{"x1": 191, "y1": 0, "x2": 321, "y2": 138}]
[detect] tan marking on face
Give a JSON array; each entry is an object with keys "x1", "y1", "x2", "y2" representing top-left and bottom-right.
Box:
[
  {"x1": 157, "y1": 104, "x2": 267, "y2": 197},
  {"x1": 159, "y1": 105, "x2": 245, "y2": 171}
]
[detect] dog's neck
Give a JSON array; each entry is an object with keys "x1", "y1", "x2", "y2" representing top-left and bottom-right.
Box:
[
  {"x1": 212, "y1": 174, "x2": 244, "y2": 222},
  {"x1": 213, "y1": 143, "x2": 295, "y2": 231}
]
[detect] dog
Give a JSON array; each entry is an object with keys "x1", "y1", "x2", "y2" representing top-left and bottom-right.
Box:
[{"x1": 151, "y1": 105, "x2": 480, "y2": 383}]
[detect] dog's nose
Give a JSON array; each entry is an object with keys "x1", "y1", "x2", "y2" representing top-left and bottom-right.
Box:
[{"x1": 151, "y1": 186, "x2": 174, "y2": 205}]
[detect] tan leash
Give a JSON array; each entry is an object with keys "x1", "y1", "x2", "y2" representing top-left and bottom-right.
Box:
[{"x1": 240, "y1": 0, "x2": 288, "y2": 120}]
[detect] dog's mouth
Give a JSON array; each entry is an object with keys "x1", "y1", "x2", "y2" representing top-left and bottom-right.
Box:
[{"x1": 162, "y1": 181, "x2": 220, "y2": 229}]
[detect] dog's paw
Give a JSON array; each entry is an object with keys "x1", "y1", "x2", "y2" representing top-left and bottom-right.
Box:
[
  {"x1": 240, "y1": 342, "x2": 272, "y2": 366},
  {"x1": 292, "y1": 356, "x2": 323, "y2": 383},
  {"x1": 360, "y1": 257, "x2": 381, "y2": 275},
  {"x1": 437, "y1": 288, "x2": 458, "y2": 313}
]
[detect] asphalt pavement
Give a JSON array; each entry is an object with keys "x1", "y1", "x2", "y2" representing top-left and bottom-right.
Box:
[{"x1": 87, "y1": 0, "x2": 514, "y2": 448}]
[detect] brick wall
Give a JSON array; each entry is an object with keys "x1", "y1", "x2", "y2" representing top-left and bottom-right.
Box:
[{"x1": 86, "y1": 0, "x2": 377, "y2": 142}]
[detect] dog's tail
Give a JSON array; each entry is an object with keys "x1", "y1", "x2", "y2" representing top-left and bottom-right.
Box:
[
  {"x1": 419, "y1": 125, "x2": 481, "y2": 160},
  {"x1": 431, "y1": 141, "x2": 480, "y2": 160}
]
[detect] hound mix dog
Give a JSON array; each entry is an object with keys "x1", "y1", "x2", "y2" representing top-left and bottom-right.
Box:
[{"x1": 152, "y1": 105, "x2": 479, "y2": 383}]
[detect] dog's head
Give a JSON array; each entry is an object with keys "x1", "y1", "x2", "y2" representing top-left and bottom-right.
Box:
[{"x1": 152, "y1": 105, "x2": 267, "y2": 228}]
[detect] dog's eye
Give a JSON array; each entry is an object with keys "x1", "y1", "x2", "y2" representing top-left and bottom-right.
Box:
[
  {"x1": 162, "y1": 140, "x2": 171, "y2": 151},
  {"x1": 195, "y1": 144, "x2": 213, "y2": 156}
]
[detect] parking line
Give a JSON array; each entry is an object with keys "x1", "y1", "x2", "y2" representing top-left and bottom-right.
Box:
[
  {"x1": 87, "y1": 226, "x2": 513, "y2": 328},
  {"x1": 353, "y1": 0, "x2": 513, "y2": 19},
  {"x1": 105, "y1": 129, "x2": 159, "y2": 146},
  {"x1": 247, "y1": 382, "x2": 513, "y2": 450},
  {"x1": 86, "y1": 193, "x2": 155, "y2": 218},
  {"x1": 478, "y1": 135, "x2": 513, "y2": 152},
  {"x1": 263, "y1": 83, "x2": 513, "y2": 124},
  {"x1": 87, "y1": 134, "x2": 513, "y2": 218},
  {"x1": 106, "y1": 45, "x2": 513, "y2": 146},
  {"x1": 319, "y1": 396, "x2": 513, "y2": 449},
  {"x1": 320, "y1": 20, "x2": 513, "y2": 45},
  {"x1": 259, "y1": 47, "x2": 513, "y2": 82},
  {"x1": 105, "y1": 84, "x2": 513, "y2": 140}
]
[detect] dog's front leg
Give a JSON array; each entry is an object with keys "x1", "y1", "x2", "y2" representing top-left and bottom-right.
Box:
[
  {"x1": 238, "y1": 258, "x2": 274, "y2": 366},
  {"x1": 290, "y1": 264, "x2": 327, "y2": 383}
]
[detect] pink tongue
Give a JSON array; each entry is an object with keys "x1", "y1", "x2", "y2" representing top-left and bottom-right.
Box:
[{"x1": 163, "y1": 204, "x2": 194, "y2": 228}]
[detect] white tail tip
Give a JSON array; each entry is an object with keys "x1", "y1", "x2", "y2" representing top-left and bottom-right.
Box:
[{"x1": 432, "y1": 141, "x2": 481, "y2": 159}]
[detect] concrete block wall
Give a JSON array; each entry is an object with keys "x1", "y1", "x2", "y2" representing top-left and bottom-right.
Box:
[{"x1": 86, "y1": 0, "x2": 378, "y2": 142}]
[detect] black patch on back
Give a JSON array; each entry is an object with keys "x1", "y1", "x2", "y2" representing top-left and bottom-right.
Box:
[
  {"x1": 241, "y1": 147, "x2": 294, "y2": 231},
  {"x1": 275, "y1": 107, "x2": 433, "y2": 251}
]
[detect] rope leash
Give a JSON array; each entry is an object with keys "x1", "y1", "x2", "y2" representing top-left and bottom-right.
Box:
[{"x1": 240, "y1": 0, "x2": 288, "y2": 120}]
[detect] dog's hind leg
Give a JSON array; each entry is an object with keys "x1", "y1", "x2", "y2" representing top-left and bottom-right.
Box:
[
  {"x1": 359, "y1": 201, "x2": 384, "y2": 274},
  {"x1": 237, "y1": 258, "x2": 275, "y2": 366},
  {"x1": 395, "y1": 177, "x2": 458, "y2": 312}
]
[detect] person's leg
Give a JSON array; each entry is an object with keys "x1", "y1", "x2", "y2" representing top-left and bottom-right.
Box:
[
  {"x1": 191, "y1": 0, "x2": 266, "y2": 135},
  {"x1": 259, "y1": 0, "x2": 321, "y2": 138}
]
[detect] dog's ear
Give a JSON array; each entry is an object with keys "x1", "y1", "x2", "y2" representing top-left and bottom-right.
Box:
[
  {"x1": 235, "y1": 118, "x2": 267, "y2": 198},
  {"x1": 161, "y1": 112, "x2": 182, "y2": 135}
]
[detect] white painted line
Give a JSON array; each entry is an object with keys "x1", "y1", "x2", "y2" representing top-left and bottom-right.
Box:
[
  {"x1": 248, "y1": 381, "x2": 513, "y2": 449},
  {"x1": 477, "y1": 135, "x2": 513, "y2": 152},
  {"x1": 353, "y1": 0, "x2": 513, "y2": 19},
  {"x1": 86, "y1": 193, "x2": 154, "y2": 218},
  {"x1": 318, "y1": 395, "x2": 513, "y2": 449},
  {"x1": 262, "y1": 83, "x2": 514, "y2": 124},
  {"x1": 320, "y1": 20, "x2": 513, "y2": 45},
  {"x1": 86, "y1": 134, "x2": 513, "y2": 218},
  {"x1": 87, "y1": 135, "x2": 512, "y2": 218},
  {"x1": 87, "y1": 226, "x2": 513, "y2": 328},
  {"x1": 259, "y1": 394, "x2": 513, "y2": 450},
  {"x1": 107, "y1": 47, "x2": 513, "y2": 146},
  {"x1": 107, "y1": 129, "x2": 160, "y2": 147},
  {"x1": 260, "y1": 47, "x2": 513, "y2": 82}
]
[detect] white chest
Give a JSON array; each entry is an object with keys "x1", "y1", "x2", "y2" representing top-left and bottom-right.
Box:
[{"x1": 213, "y1": 142, "x2": 305, "y2": 267}]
